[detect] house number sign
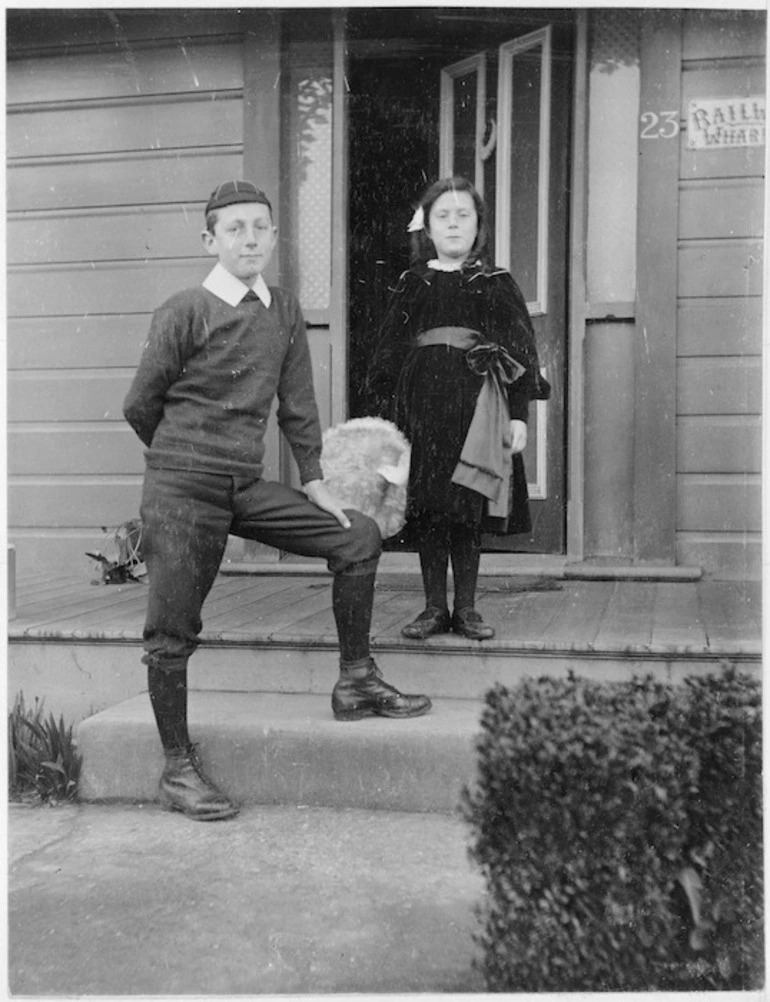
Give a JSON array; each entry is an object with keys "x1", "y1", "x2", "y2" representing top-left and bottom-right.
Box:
[
  {"x1": 639, "y1": 110, "x2": 680, "y2": 139},
  {"x1": 687, "y1": 96, "x2": 765, "y2": 149}
]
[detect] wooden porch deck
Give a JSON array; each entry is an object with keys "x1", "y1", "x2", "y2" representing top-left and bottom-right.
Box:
[{"x1": 9, "y1": 567, "x2": 762, "y2": 663}]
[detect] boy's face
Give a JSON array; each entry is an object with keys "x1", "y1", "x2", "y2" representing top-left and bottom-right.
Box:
[{"x1": 201, "y1": 202, "x2": 277, "y2": 283}]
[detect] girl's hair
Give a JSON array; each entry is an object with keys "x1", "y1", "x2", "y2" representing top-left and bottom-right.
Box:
[{"x1": 409, "y1": 176, "x2": 490, "y2": 265}]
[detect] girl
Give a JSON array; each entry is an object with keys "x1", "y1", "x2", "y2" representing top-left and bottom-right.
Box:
[{"x1": 366, "y1": 177, "x2": 550, "y2": 641}]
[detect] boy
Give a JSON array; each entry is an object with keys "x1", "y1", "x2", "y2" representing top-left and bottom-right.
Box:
[{"x1": 123, "y1": 180, "x2": 431, "y2": 822}]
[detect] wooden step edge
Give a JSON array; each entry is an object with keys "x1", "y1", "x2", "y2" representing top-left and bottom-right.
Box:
[
  {"x1": 220, "y1": 560, "x2": 705, "y2": 583},
  {"x1": 8, "y1": 625, "x2": 762, "y2": 662}
]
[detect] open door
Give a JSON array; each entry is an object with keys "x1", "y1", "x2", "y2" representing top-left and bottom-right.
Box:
[{"x1": 440, "y1": 26, "x2": 568, "y2": 552}]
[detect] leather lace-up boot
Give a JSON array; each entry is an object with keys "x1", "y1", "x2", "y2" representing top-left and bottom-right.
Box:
[
  {"x1": 332, "y1": 659, "x2": 432, "y2": 721},
  {"x1": 159, "y1": 744, "x2": 239, "y2": 821}
]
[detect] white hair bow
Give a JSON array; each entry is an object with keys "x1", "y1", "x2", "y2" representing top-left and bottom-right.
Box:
[{"x1": 407, "y1": 206, "x2": 424, "y2": 233}]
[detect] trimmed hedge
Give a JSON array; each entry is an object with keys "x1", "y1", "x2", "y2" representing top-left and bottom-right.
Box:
[{"x1": 462, "y1": 665, "x2": 762, "y2": 991}]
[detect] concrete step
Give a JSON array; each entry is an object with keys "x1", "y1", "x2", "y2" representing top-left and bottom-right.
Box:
[
  {"x1": 77, "y1": 690, "x2": 482, "y2": 814},
  {"x1": 16, "y1": 631, "x2": 746, "y2": 731}
]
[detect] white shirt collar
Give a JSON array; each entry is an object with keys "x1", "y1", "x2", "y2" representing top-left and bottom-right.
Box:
[{"x1": 202, "y1": 263, "x2": 272, "y2": 308}]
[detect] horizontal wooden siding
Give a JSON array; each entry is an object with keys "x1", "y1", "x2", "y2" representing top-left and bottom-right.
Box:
[
  {"x1": 676, "y1": 9, "x2": 765, "y2": 577},
  {"x1": 7, "y1": 11, "x2": 247, "y2": 576}
]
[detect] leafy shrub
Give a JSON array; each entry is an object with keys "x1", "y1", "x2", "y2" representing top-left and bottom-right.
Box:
[
  {"x1": 8, "y1": 692, "x2": 82, "y2": 803},
  {"x1": 462, "y1": 665, "x2": 762, "y2": 992}
]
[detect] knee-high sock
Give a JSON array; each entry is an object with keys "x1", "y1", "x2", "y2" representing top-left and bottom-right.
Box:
[
  {"x1": 148, "y1": 665, "x2": 190, "y2": 751},
  {"x1": 418, "y1": 523, "x2": 451, "y2": 610},
  {"x1": 450, "y1": 523, "x2": 482, "y2": 611},
  {"x1": 333, "y1": 570, "x2": 375, "y2": 665}
]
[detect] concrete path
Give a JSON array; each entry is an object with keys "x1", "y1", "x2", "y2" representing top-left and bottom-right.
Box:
[{"x1": 8, "y1": 801, "x2": 486, "y2": 996}]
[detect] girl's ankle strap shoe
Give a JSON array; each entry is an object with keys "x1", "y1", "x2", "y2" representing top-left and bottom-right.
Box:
[
  {"x1": 400, "y1": 606, "x2": 451, "y2": 639},
  {"x1": 451, "y1": 607, "x2": 495, "y2": 640}
]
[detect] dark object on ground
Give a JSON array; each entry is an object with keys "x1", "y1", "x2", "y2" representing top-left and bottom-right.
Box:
[{"x1": 87, "y1": 519, "x2": 146, "y2": 584}]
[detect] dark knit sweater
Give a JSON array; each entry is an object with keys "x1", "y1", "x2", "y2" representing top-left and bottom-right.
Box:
[{"x1": 123, "y1": 285, "x2": 323, "y2": 483}]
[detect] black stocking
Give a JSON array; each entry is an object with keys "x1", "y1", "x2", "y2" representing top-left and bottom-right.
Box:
[
  {"x1": 449, "y1": 522, "x2": 481, "y2": 611},
  {"x1": 418, "y1": 523, "x2": 451, "y2": 611},
  {"x1": 147, "y1": 665, "x2": 190, "y2": 751},
  {"x1": 333, "y1": 570, "x2": 375, "y2": 665}
]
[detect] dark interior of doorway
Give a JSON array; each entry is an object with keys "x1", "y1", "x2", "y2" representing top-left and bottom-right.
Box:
[{"x1": 346, "y1": 53, "x2": 440, "y2": 419}]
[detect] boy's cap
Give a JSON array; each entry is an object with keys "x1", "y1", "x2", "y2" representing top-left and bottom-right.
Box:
[{"x1": 205, "y1": 180, "x2": 272, "y2": 215}]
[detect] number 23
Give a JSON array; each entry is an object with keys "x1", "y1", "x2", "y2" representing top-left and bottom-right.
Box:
[{"x1": 640, "y1": 111, "x2": 680, "y2": 139}]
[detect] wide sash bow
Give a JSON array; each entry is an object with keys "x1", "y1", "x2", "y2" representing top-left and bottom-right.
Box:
[
  {"x1": 464, "y1": 340, "x2": 525, "y2": 386},
  {"x1": 415, "y1": 327, "x2": 524, "y2": 518}
]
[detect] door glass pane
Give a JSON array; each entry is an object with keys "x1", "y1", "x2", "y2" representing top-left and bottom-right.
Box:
[
  {"x1": 453, "y1": 73, "x2": 478, "y2": 182},
  {"x1": 496, "y1": 27, "x2": 551, "y2": 313},
  {"x1": 290, "y1": 69, "x2": 333, "y2": 310},
  {"x1": 440, "y1": 54, "x2": 485, "y2": 192},
  {"x1": 508, "y1": 51, "x2": 541, "y2": 303},
  {"x1": 296, "y1": 73, "x2": 332, "y2": 310}
]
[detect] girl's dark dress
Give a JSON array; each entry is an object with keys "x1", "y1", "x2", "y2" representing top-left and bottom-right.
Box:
[{"x1": 367, "y1": 260, "x2": 550, "y2": 541}]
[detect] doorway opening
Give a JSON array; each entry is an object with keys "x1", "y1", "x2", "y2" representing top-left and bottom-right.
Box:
[{"x1": 346, "y1": 8, "x2": 574, "y2": 554}]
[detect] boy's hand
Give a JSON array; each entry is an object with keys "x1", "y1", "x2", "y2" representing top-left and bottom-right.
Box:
[
  {"x1": 304, "y1": 479, "x2": 352, "y2": 529},
  {"x1": 510, "y1": 419, "x2": 527, "y2": 455}
]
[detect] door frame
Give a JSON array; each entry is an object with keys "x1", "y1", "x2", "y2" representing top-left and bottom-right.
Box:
[
  {"x1": 567, "y1": 10, "x2": 589, "y2": 561},
  {"x1": 495, "y1": 25, "x2": 553, "y2": 506},
  {"x1": 330, "y1": 10, "x2": 349, "y2": 427},
  {"x1": 439, "y1": 52, "x2": 488, "y2": 196},
  {"x1": 331, "y1": 10, "x2": 590, "y2": 561}
]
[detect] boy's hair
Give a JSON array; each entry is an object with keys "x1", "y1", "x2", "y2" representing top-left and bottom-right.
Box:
[
  {"x1": 410, "y1": 176, "x2": 490, "y2": 266},
  {"x1": 204, "y1": 203, "x2": 274, "y2": 235},
  {"x1": 205, "y1": 209, "x2": 222, "y2": 235}
]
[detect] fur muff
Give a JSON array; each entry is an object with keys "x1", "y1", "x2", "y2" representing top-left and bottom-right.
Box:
[{"x1": 320, "y1": 417, "x2": 411, "y2": 539}]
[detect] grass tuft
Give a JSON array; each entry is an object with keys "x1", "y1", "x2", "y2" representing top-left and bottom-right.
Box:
[{"x1": 8, "y1": 692, "x2": 82, "y2": 804}]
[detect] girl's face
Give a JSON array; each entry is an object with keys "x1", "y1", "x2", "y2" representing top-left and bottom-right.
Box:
[{"x1": 426, "y1": 189, "x2": 479, "y2": 264}]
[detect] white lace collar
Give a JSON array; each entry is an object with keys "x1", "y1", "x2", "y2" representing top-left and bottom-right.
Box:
[{"x1": 427, "y1": 259, "x2": 464, "y2": 272}]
